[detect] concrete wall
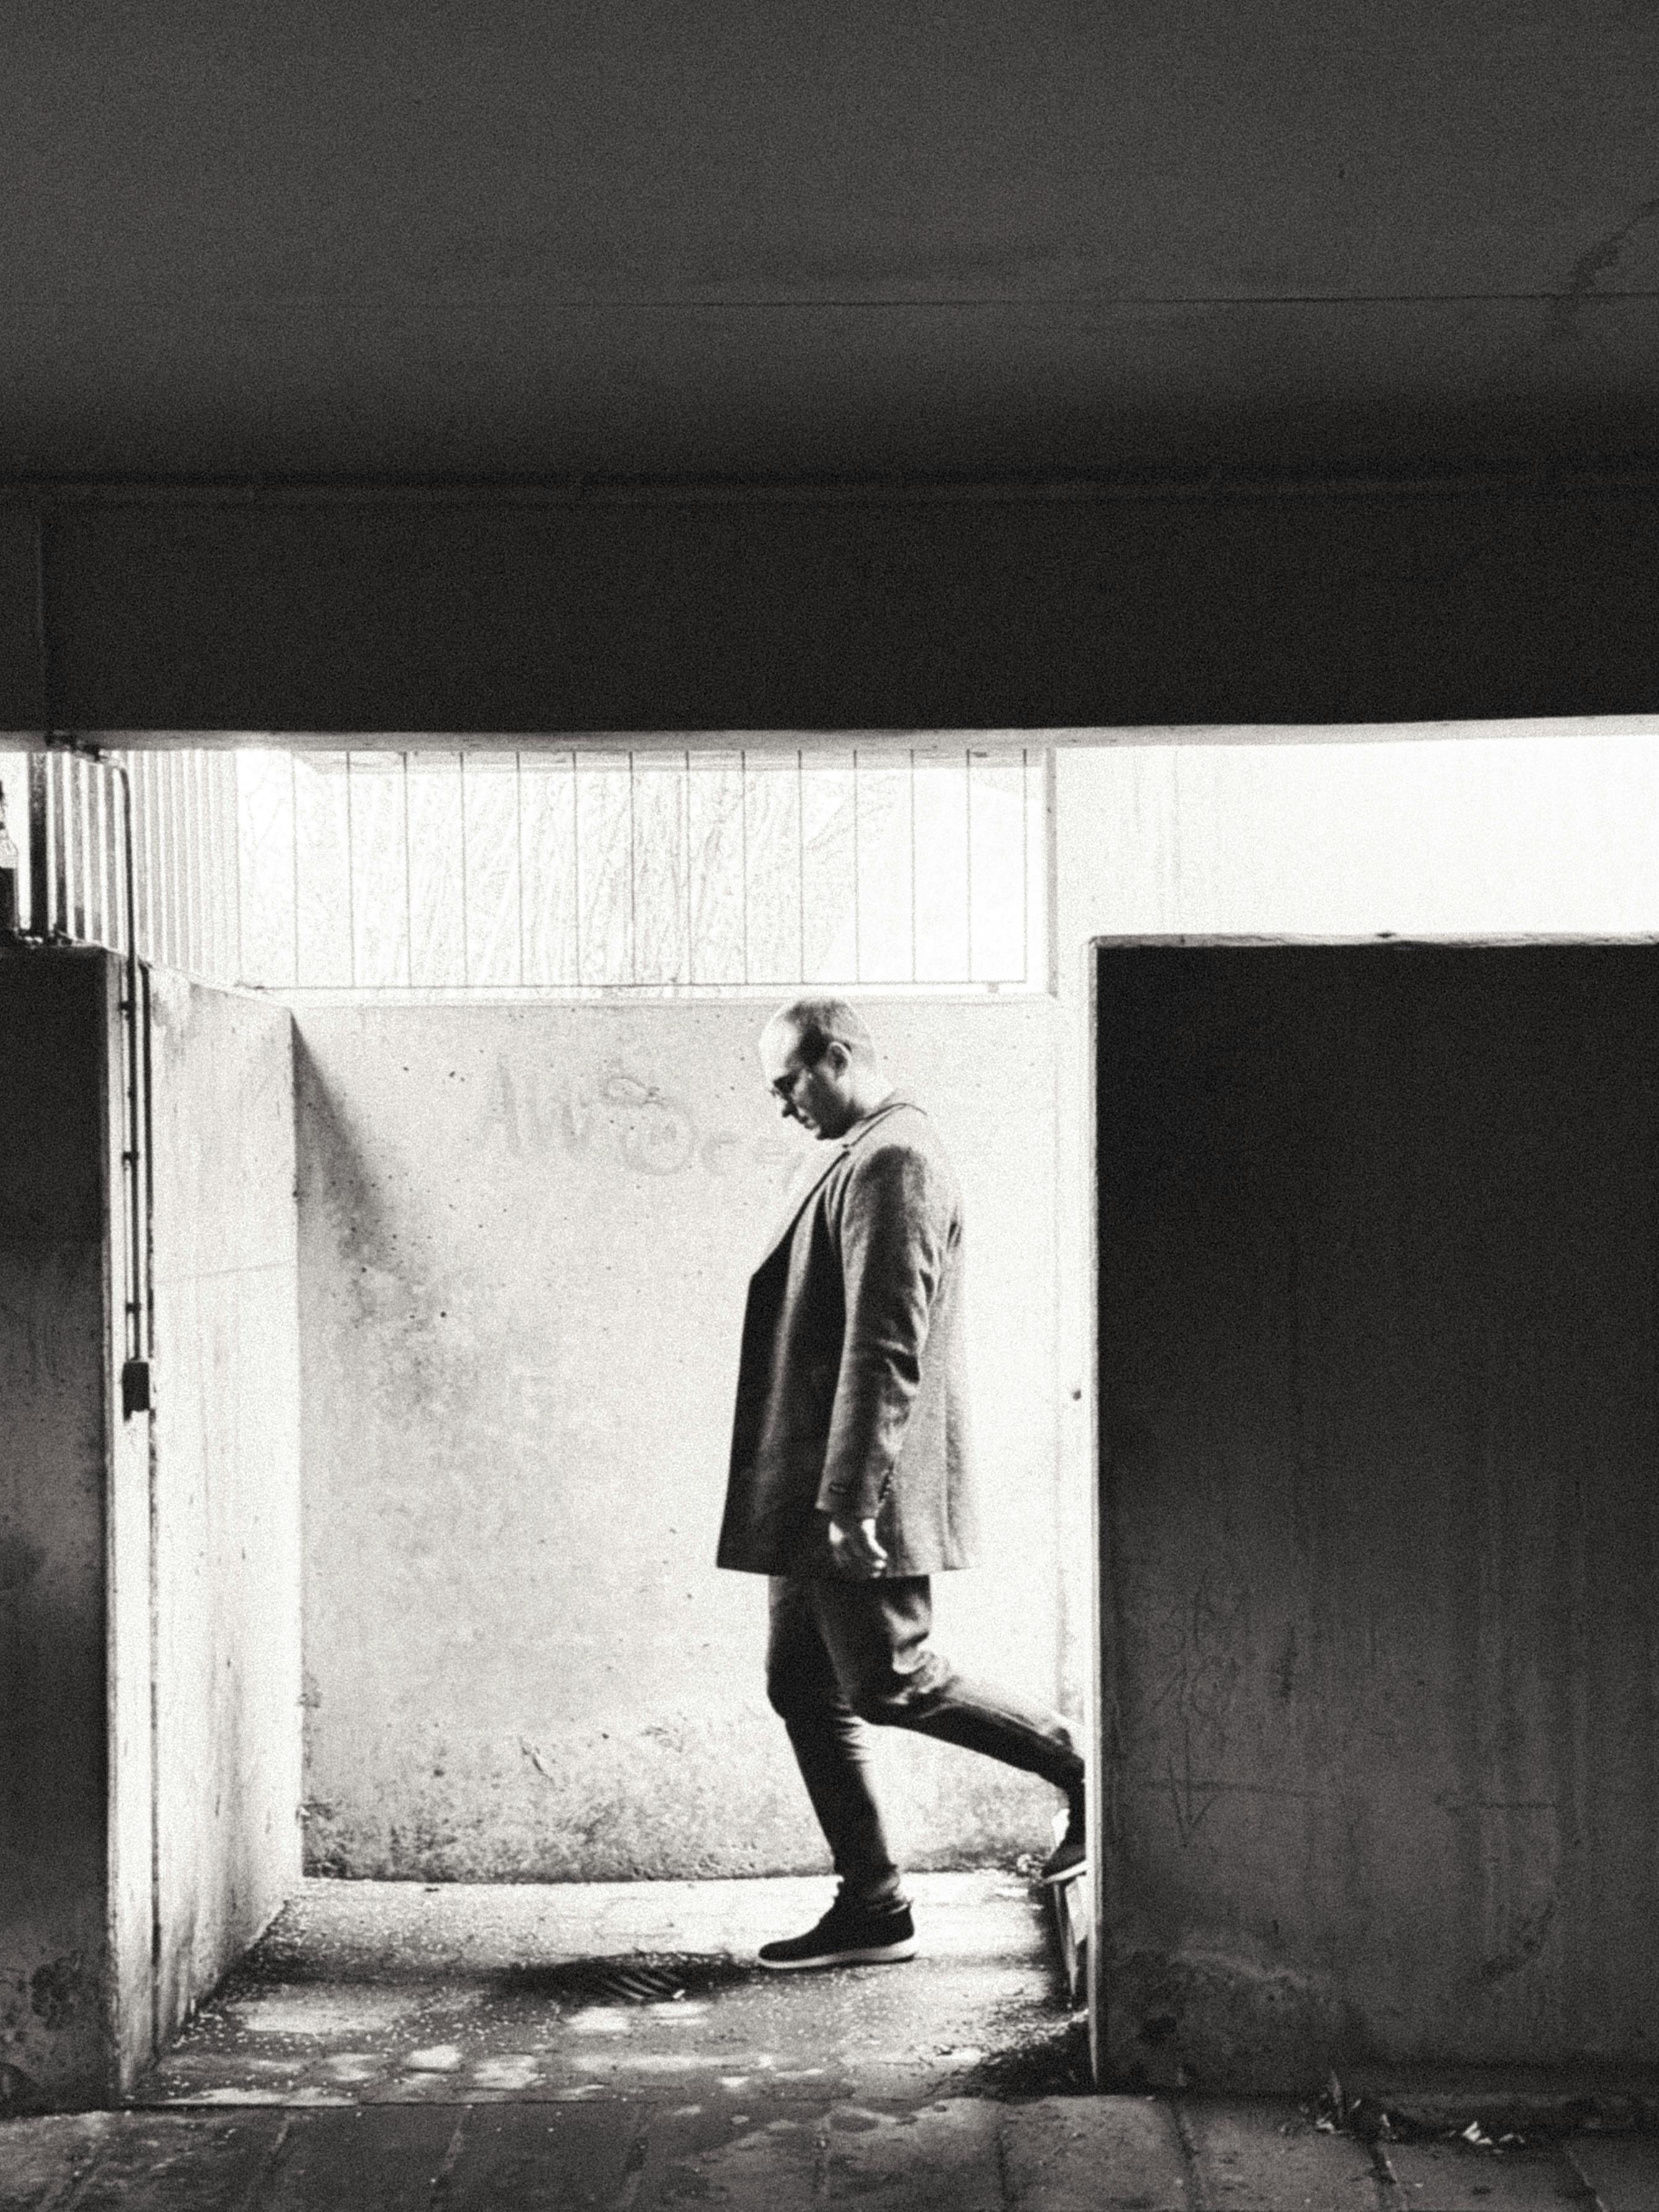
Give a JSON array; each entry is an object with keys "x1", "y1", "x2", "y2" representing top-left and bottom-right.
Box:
[
  {"x1": 0, "y1": 949, "x2": 300, "y2": 2110},
  {"x1": 1051, "y1": 729, "x2": 1659, "y2": 1664},
  {"x1": 146, "y1": 973, "x2": 301, "y2": 2051},
  {"x1": 1096, "y1": 944, "x2": 1659, "y2": 2084},
  {"x1": 295, "y1": 995, "x2": 1066, "y2": 1880},
  {"x1": 1054, "y1": 731, "x2": 1659, "y2": 946},
  {"x1": 1048, "y1": 732, "x2": 1659, "y2": 2087},
  {"x1": 0, "y1": 952, "x2": 119, "y2": 2110}
]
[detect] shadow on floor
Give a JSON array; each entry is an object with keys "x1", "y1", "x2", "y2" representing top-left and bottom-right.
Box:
[{"x1": 132, "y1": 1870, "x2": 1087, "y2": 2113}]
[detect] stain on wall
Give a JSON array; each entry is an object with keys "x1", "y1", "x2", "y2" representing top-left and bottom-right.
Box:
[
  {"x1": 1097, "y1": 944, "x2": 1659, "y2": 2087},
  {"x1": 0, "y1": 951, "x2": 114, "y2": 2109},
  {"x1": 295, "y1": 996, "x2": 1068, "y2": 1880}
]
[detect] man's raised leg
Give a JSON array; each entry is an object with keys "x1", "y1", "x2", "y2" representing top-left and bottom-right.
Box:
[{"x1": 808, "y1": 1575, "x2": 1087, "y2": 1882}]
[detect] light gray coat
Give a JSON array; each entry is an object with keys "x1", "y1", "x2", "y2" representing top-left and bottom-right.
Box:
[{"x1": 716, "y1": 1096, "x2": 980, "y2": 1579}]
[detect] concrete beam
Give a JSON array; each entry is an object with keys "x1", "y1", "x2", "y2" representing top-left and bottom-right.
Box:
[{"x1": 1, "y1": 479, "x2": 1656, "y2": 734}]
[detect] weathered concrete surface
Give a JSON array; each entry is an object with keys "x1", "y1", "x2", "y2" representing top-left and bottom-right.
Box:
[
  {"x1": 1095, "y1": 944, "x2": 1659, "y2": 2087},
  {"x1": 146, "y1": 976, "x2": 301, "y2": 2059},
  {"x1": 23, "y1": 490, "x2": 1659, "y2": 734},
  {"x1": 1380, "y1": 2140, "x2": 1592, "y2": 2207},
  {"x1": 1001, "y1": 2095, "x2": 1193, "y2": 2210},
  {"x1": 1567, "y1": 2137, "x2": 1659, "y2": 2212},
  {"x1": 293, "y1": 997, "x2": 1069, "y2": 1880},
  {"x1": 2, "y1": 4, "x2": 1659, "y2": 488},
  {"x1": 1049, "y1": 734, "x2": 1659, "y2": 2092},
  {"x1": 0, "y1": 950, "x2": 117, "y2": 2110},
  {"x1": 1, "y1": 950, "x2": 301, "y2": 2109},
  {"x1": 47, "y1": 2109, "x2": 289, "y2": 2211},
  {"x1": 1, "y1": 2093, "x2": 1636, "y2": 2209},
  {"x1": 8, "y1": 9, "x2": 1659, "y2": 732},
  {"x1": 1175, "y1": 2100, "x2": 1381, "y2": 2209},
  {"x1": 133, "y1": 1874, "x2": 1075, "y2": 2110}
]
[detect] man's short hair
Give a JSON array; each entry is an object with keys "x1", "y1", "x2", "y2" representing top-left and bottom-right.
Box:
[{"x1": 771, "y1": 996, "x2": 876, "y2": 1066}]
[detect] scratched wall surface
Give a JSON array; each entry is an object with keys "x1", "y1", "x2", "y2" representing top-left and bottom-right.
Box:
[
  {"x1": 0, "y1": 952, "x2": 114, "y2": 2109},
  {"x1": 1097, "y1": 942, "x2": 1659, "y2": 2087},
  {"x1": 147, "y1": 974, "x2": 301, "y2": 2053},
  {"x1": 294, "y1": 996, "x2": 1067, "y2": 1879}
]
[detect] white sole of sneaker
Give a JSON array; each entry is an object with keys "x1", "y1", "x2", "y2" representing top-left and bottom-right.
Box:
[{"x1": 757, "y1": 1937, "x2": 918, "y2": 1971}]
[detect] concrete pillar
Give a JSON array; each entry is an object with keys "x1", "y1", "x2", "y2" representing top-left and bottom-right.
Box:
[
  {"x1": 0, "y1": 949, "x2": 131, "y2": 2108},
  {"x1": 0, "y1": 948, "x2": 302, "y2": 2111}
]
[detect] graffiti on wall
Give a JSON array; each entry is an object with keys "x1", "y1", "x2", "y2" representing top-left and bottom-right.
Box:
[{"x1": 485, "y1": 1059, "x2": 798, "y2": 1186}]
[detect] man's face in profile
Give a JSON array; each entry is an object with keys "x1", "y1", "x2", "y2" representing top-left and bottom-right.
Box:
[{"x1": 760, "y1": 1023, "x2": 857, "y2": 1141}]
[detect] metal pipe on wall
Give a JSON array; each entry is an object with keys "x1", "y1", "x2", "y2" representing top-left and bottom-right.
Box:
[{"x1": 27, "y1": 751, "x2": 48, "y2": 937}]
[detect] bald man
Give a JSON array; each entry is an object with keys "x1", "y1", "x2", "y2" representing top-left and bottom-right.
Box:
[{"x1": 717, "y1": 997, "x2": 1085, "y2": 1969}]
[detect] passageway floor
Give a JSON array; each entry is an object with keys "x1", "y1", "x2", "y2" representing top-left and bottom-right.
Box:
[
  {"x1": 6, "y1": 1877, "x2": 1659, "y2": 2207},
  {"x1": 129, "y1": 1871, "x2": 1082, "y2": 2109}
]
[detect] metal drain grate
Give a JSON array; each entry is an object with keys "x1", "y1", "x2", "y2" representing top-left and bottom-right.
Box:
[
  {"x1": 589, "y1": 1963, "x2": 692, "y2": 2004},
  {"x1": 494, "y1": 1954, "x2": 748, "y2": 2005}
]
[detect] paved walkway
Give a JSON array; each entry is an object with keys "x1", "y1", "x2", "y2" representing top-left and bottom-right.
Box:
[
  {"x1": 4, "y1": 1878, "x2": 1658, "y2": 2208},
  {"x1": 9, "y1": 2093, "x2": 1659, "y2": 2209},
  {"x1": 132, "y1": 1872, "x2": 1080, "y2": 2107}
]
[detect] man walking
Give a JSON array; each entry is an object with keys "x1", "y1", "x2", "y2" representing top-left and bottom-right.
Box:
[{"x1": 718, "y1": 997, "x2": 1085, "y2": 1970}]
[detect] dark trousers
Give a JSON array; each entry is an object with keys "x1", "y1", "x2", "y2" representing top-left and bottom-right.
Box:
[{"x1": 766, "y1": 1573, "x2": 1085, "y2": 1909}]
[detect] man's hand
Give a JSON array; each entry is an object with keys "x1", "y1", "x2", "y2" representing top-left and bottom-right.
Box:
[{"x1": 826, "y1": 1510, "x2": 889, "y2": 1577}]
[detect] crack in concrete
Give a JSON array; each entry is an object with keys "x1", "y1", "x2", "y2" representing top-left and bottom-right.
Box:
[
  {"x1": 227, "y1": 2112, "x2": 293, "y2": 2212},
  {"x1": 430, "y1": 2110, "x2": 469, "y2": 2205},
  {"x1": 1548, "y1": 196, "x2": 1659, "y2": 338},
  {"x1": 1476, "y1": 1891, "x2": 1561, "y2": 1988}
]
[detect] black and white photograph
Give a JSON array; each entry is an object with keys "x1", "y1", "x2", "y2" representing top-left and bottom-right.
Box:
[{"x1": 4, "y1": 6, "x2": 1659, "y2": 2207}]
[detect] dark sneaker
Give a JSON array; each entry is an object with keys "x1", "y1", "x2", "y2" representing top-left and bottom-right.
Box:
[
  {"x1": 1040, "y1": 1791, "x2": 1087, "y2": 1885},
  {"x1": 757, "y1": 1892, "x2": 917, "y2": 1971}
]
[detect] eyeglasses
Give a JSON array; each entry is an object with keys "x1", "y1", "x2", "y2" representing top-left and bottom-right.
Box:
[
  {"x1": 768, "y1": 1061, "x2": 813, "y2": 1104},
  {"x1": 770, "y1": 1043, "x2": 840, "y2": 1102}
]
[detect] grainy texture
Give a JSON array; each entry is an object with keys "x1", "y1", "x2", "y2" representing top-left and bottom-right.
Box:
[
  {"x1": 820, "y1": 2100, "x2": 1006, "y2": 2212},
  {"x1": 54, "y1": 2111, "x2": 287, "y2": 2212},
  {"x1": 134, "y1": 1872, "x2": 1067, "y2": 2110},
  {"x1": 146, "y1": 975, "x2": 301, "y2": 2064},
  {"x1": 1001, "y1": 2095, "x2": 1193, "y2": 2210},
  {"x1": 0, "y1": 951, "x2": 114, "y2": 2111},
  {"x1": 0, "y1": 6, "x2": 1657, "y2": 493},
  {"x1": 256, "y1": 2106, "x2": 461, "y2": 2212},
  {"x1": 1564, "y1": 2136, "x2": 1659, "y2": 2212},
  {"x1": 1098, "y1": 944, "x2": 1659, "y2": 2085},
  {"x1": 293, "y1": 999, "x2": 1067, "y2": 1881},
  {"x1": 27, "y1": 490, "x2": 1659, "y2": 734},
  {"x1": 0, "y1": 2109, "x2": 120, "y2": 2209},
  {"x1": 442, "y1": 2102, "x2": 647, "y2": 2210},
  {"x1": 1380, "y1": 2142, "x2": 1592, "y2": 2208},
  {"x1": 1177, "y1": 2099, "x2": 1382, "y2": 2209}
]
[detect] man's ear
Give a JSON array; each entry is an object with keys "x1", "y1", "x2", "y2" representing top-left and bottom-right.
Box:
[{"x1": 824, "y1": 1041, "x2": 851, "y2": 1078}]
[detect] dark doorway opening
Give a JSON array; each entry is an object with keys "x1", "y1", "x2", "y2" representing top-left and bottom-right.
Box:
[{"x1": 1094, "y1": 941, "x2": 1659, "y2": 2092}]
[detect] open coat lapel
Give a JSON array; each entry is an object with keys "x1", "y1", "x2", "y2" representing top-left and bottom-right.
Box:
[
  {"x1": 751, "y1": 1096, "x2": 914, "y2": 1272},
  {"x1": 753, "y1": 1144, "x2": 846, "y2": 1271}
]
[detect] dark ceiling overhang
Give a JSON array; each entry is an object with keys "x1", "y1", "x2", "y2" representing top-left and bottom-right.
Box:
[
  {"x1": 2, "y1": 469, "x2": 1656, "y2": 734},
  {"x1": 4, "y1": 3, "x2": 1658, "y2": 731},
  {"x1": 4, "y1": 1, "x2": 1658, "y2": 487}
]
